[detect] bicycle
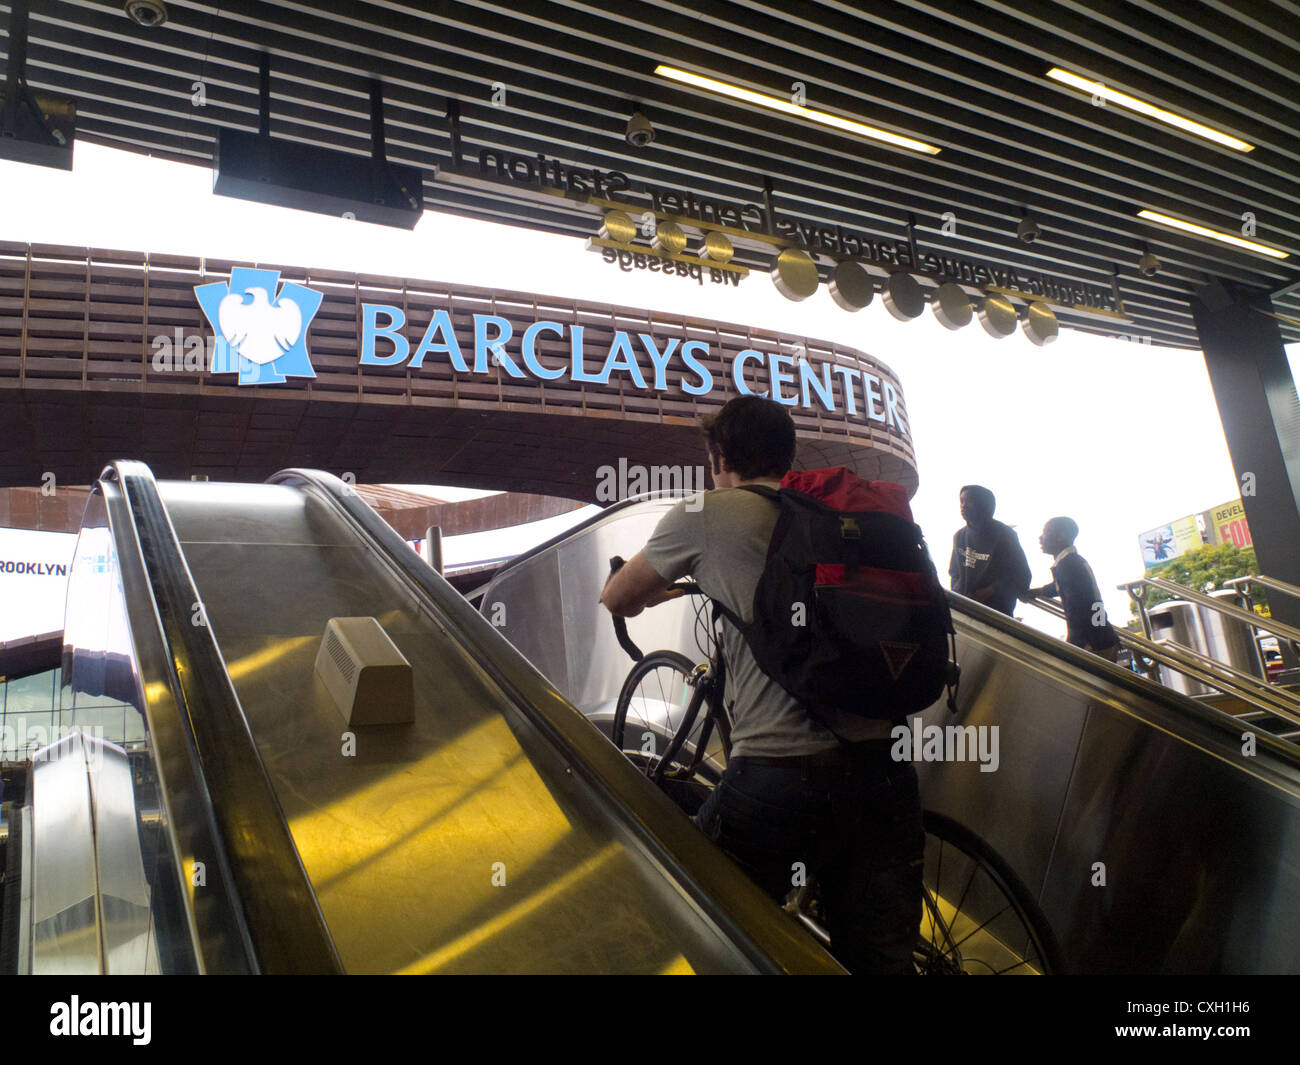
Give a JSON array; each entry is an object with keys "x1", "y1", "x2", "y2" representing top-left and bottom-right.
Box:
[{"x1": 606, "y1": 556, "x2": 1063, "y2": 975}]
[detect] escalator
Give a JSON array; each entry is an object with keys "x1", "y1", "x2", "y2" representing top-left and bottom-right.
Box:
[
  {"x1": 478, "y1": 494, "x2": 1300, "y2": 974},
  {"x1": 0, "y1": 463, "x2": 843, "y2": 974}
]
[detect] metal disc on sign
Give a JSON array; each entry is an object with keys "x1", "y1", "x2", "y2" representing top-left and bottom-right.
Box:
[
  {"x1": 771, "y1": 247, "x2": 820, "y2": 301},
  {"x1": 699, "y1": 230, "x2": 734, "y2": 263},
  {"x1": 882, "y1": 271, "x2": 924, "y2": 321},
  {"x1": 598, "y1": 209, "x2": 636, "y2": 244},
  {"x1": 829, "y1": 260, "x2": 875, "y2": 311},
  {"x1": 931, "y1": 282, "x2": 973, "y2": 330},
  {"x1": 977, "y1": 293, "x2": 1018, "y2": 338},
  {"x1": 652, "y1": 220, "x2": 687, "y2": 256},
  {"x1": 1022, "y1": 301, "x2": 1059, "y2": 346}
]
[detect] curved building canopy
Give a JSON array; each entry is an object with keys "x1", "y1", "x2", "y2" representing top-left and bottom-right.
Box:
[{"x1": 0, "y1": 244, "x2": 916, "y2": 500}]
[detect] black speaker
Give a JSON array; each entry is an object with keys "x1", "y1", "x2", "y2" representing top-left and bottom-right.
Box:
[{"x1": 213, "y1": 129, "x2": 424, "y2": 229}]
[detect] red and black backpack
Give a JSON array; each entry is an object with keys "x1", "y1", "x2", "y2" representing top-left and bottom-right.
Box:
[{"x1": 715, "y1": 467, "x2": 959, "y2": 724}]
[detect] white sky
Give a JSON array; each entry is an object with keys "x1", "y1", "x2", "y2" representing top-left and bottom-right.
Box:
[{"x1": 2, "y1": 141, "x2": 1294, "y2": 640}]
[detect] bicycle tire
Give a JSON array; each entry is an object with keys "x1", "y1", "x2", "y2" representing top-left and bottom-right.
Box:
[
  {"x1": 611, "y1": 650, "x2": 722, "y2": 785},
  {"x1": 917, "y1": 810, "x2": 1065, "y2": 975}
]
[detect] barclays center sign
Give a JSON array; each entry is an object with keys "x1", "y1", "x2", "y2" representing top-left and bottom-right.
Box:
[{"x1": 192, "y1": 269, "x2": 910, "y2": 434}]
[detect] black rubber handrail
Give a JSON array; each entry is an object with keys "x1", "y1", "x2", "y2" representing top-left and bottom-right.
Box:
[{"x1": 106, "y1": 462, "x2": 344, "y2": 974}]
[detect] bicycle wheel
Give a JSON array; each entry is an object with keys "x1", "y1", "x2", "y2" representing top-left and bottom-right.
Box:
[
  {"x1": 611, "y1": 650, "x2": 723, "y2": 786},
  {"x1": 915, "y1": 810, "x2": 1064, "y2": 975}
]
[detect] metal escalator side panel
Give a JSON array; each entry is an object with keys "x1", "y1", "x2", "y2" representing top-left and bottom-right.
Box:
[
  {"x1": 64, "y1": 485, "x2": 206, "y2": 974},
  {"x1": 26, "y1": 732, "x2": 157, "y2": 975},
  {"x1": 929, "y1": 598, "x2": 1300, "y2": 974},
  {"x1": 250, "y1": 470, "x2": 841, "y2": 974},
  {"x1": 28, "y1": 734, "x2": 99, "y2": 973},
  {"x1": 99, "y1": 462, "x2": 342, "y2": 973}
]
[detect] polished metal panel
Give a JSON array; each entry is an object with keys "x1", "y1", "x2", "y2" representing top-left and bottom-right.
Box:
[
  {"x1": 66, "y1": 483, "x2": 217, "y2": 973},
  {"x1": 829, "y1": 260, "x2": 874, "y2": 311},
  {"x1": 598, "y1": 210, "x2": 636, "y2": 243},
  {"x1": 883, "y1": 271, "x2": 925, "y2": 320},
  {"x1": 30, "y1": 733, "x2": 99, "y2": 974},
  {"x1": 1200, "y1": 590, "x2": 1265, "y2": 680},
  {"x1": 699, "y1": 230, "x2": 735, "y2": 264},
  {"x1": 157, "y1": 476, "x2": 839, "y2": 973},
  {"x1": 652, "y1": 220, "x2": 688, "y2": 256},
  {"x1": 89, "y1": 736, "x2": 156, "y2": 974},
  {"x1": 27, "y1": 730, "x2": 171, "y2": 975},
  {"x1": 107, "y1": 464, "x2": 341, "y2": 974},
  {"x1": 483, "y1": 497, "x2": 1300, "y2": 973},
  {"x1": 771, "y1": 247, "x2": 820, "y2": 301},
  {"x1": 978, "y1": 293, "x2": 1019, "y2": 338},
  {"x1": 1150, "y1": 600, "x2": 1212, "y2": 696},
  {"x1": 17, "y1": 805, "x2": 32, "y2": 974},
  {"x1": 1022, "y1": 301, "x2": 1060, "y2": 345},
  {"x1": 931, "y1": 282, "x2": 973, "y2": 330}
]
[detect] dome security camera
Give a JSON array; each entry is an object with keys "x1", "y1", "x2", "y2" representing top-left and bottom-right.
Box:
[
  {"x1": 1017, "y1": 214, "x2": 1041, "y2": 244},
  {"x1": 1139, "y1": 250, "x2": 1161, "y2": 277},
  {"x1": 625, "y1": 111, "x2": 655, "y2": 148},
  {"x1": 124, "y1": 0, "x2": 168, "y2": 26}
]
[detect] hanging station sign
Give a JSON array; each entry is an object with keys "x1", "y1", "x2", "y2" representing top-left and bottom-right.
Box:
[{"x1": 433, "y1": 101, "x2": 1130, "y2": 345}]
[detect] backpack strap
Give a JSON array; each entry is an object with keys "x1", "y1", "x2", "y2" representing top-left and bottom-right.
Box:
[{"x1": 734, "y1": 483, "x2": 797, "y2": 563}]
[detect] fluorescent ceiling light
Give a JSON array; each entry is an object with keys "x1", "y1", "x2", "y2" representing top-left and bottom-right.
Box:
[
  {"x1": 654, "y1": 64, "x2": 940, "y2": 155},
  {"x1": 1046, "y1": 68, "x2": 1254, "y2": 152},
  {"x1": 1138, "y1": 210, "x2": 1289, "y2": 259}
]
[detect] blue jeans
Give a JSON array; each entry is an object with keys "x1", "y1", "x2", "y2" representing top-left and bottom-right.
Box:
[{"x1": 695, "y1": 753, "x2": 924, "y2": 974}]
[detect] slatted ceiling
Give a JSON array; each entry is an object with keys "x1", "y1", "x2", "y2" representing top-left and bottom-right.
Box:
[{"x1": 6, "y1": 3, "x2": 1300, "y2": 347}]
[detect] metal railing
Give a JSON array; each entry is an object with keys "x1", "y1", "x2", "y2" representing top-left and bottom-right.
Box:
[{"x1": 1024, "y1": 573, "x2": 1300, "y2": 744}]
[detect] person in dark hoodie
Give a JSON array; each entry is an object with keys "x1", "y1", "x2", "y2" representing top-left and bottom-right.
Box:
[
  {"x1": 1022, "y1": 516, "x2": 1121, "y2": 661},
  {"x1": 948, "y1": 485, "x2": 1031, "y2": 616}
]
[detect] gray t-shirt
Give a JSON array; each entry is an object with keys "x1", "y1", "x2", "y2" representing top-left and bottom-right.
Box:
[{"x1": 641, "y1": 484, "x2": 892, "y2": 758}]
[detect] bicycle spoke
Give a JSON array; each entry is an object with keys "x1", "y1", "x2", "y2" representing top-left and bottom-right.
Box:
[{"x1": 950, "y1": 901, "x2": 1013, "y2": 950}]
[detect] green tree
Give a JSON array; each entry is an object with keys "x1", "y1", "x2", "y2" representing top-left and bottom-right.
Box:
[{"x1": 1131, "y1": 543, "x2": 1266, "y2": 618}]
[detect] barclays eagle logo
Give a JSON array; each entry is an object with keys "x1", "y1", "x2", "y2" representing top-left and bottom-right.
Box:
[{"x1": 194, "y1": 268, "x2": 322, "y2": 385}]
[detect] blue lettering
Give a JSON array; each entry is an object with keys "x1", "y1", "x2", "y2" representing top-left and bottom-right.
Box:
[
  {"x1": 679, "y1": 341, "x2": 713, "y2": 396},
  {"x1": 883, "y1": 380, "x2": 908, "y2": 434},
  {"x1": 571, "y1": 325, "x2": 604, "y2": 383},
  {"x1": 830, "y1": 366, "x2": 858, "y2": 415},
  {"x1": 409, "y1": 308, "x2": 468, "y2": 371},
  {"x1": 521, "y1": 321, "x2": 566, "y2": 380},
  {"x1": 862, "y1": 371, "x2": 887, "y2": 422},
  {"x1": 637, "y1": 333, "x2": 680, "y2": 389},
  {"x1": 473, "y1": 315, "x2": 525, "y2": 377},
  {"x1": 799, "y1": 359, "x2": 836, "y2": 412},
  {"x1": 732, "y1": 349, "x2": 768, "y2": 397},
  {"x1": 601, "y1": 331, "x2": 647, "y2": 388},
  {"x1": 360, "y1": 304, "x2": 409, "y2": 366},
  {"x1": 768, "y1": 353, "x2": 797, "y2": 406}
]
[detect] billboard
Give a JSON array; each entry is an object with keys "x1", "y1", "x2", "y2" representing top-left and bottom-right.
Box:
[
  {"x1": 1138, "y1": 515, "x2": 1203, "y2": 570},
  {"x1": 1204, "y1": 499, "x2": 1253, "y2": 549}
]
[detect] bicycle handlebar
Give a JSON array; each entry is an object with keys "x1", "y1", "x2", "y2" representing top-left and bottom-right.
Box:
[{"x1": 607, "y1": 555, "x2": 705, "y2": 662}]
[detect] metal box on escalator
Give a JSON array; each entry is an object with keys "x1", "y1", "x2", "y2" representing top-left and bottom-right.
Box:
[{"x1": 315, "y1": 617, "x2": 414, "y2": 726}]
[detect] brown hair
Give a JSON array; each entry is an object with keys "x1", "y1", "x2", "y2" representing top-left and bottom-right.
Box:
[{"x1": 701, "y1": 395, "x2": 796, "y2": 480}]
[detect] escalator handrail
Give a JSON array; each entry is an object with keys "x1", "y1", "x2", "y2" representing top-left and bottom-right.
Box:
[
  {"x1": 269, "y1": 468, "x2": 844, "y2": 975},
  {"x1": 1140, "y1": 576, "x2": 1300, "y2": 648},
  {"x1": 954, "y1": 589, "x2": 1300, "y2": 777},
  {"x1": 1026, "y1": 593, "x2": 1300, "y2": 733},
  {"x1": 475, "y1": 491, "x2": 1300, "y2": 779},
  {"x1": 105, "y1": 461, "x2": 344, "y2": 974}
]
